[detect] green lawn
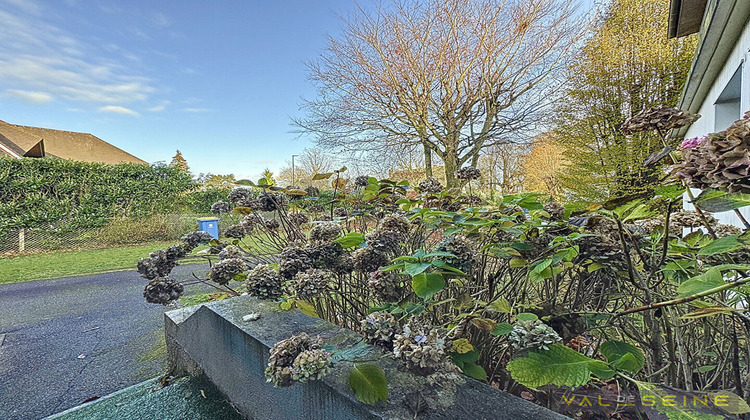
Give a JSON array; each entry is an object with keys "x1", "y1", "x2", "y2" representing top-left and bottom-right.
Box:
[{"x1": 0, "y1": 242, "x2": 203, "y2": 285}]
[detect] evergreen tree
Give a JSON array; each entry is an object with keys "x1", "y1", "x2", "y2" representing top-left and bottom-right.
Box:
[{"x1": 169, "y1": 150, "x2": 190, "y2": 174}]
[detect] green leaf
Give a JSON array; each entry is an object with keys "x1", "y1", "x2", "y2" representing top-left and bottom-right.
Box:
[
  {"x1": 516, "y1": 312, "x2": 538, "y2": 321},
  {"x1": 411, "y1": 272, "x2": 445, "y2": 300},
  {"x1": 335, "y1": 232, "x2": 365, "y2": 249},
  {"x1": 506, "y1": 344, "x2": 597, "y2": 389},
  {"x1": 405, "y1": 262, "x2": 432, "y2": 277},
  {"x1": 600, "y1": 341, "x2": 645, "y2": 373},
  {"x1": 312, "y1": 172, "x2": 334, "y2": 180},
  {"x1": 461, "y1": 362, "x2": 487, "y2": 381},
  {"x1": 654, "y1": 185, "x2": 686, "y2": 200},
  {"x1": 489, "y1": 297, "x2": 512, "y2": 313},
  {"x1": 695, "y1": 189, "x2": 750, "y2": 212},
  {"x1": 509, "y1": 258, "x2": 527, "y2": 268},
  {"x1": 330, "y1": 341, "x2": 371, "y2": 363},
  {"x1": 451, "y1": 349, "x2": 480, "y2": 367},
  {"x1": 698, "y1": 234, "x2": 745, "y2": 256},
  {"x1": 429, "y1": 259, "x2": 466, "y2": 275},
  {"x1": 694, "y1": 365, "x2": 716, "y2": 373},
  {"x1": 677, "y1": 269, "x2": 725, "y2": 298},
  {"x1": 295, "y1": 300, "x2": 318, "y2": 318},
  {"x1": 681, "y1": 305, "x2": 739, "y2": 319},
  {"x1": 349, "y1": 364, "x2": 388, "y2": 405},
  {"x1": 588, "y1": 360, "x2": 616, "y2": 380},
  {"x1": 587, "y1": 262, "x2": 606, "y2": 273},
  {"x1": 491, "y1": 322, "x2": 513, "y2": 336}
]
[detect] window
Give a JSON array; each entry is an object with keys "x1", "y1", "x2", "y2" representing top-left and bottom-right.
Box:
[{"x1": 714, "y1": 63, "x2": 742, "y2": 131}]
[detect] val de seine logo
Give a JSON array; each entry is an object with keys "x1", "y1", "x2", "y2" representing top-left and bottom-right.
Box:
[{"x1": 555, "y1": 389, "x2": 739, "y2": 415}]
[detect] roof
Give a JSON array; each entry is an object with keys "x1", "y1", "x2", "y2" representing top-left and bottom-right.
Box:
[
  {"x1": 671, "y1": 0, "x2": 750, "y2": 136},
  {"x1": 0, "y1": 120, "x2": 147, "y2": 165},
  {"x1": 668, "y1": 0, "x2": 709, "y2": 38}
]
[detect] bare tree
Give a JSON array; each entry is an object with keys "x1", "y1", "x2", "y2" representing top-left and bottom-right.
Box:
[
  {"x1": 293, "y1": 0, "x2": 579, "y2": 187},
  {"x1": 277, "y1": 147, "x2": 338, "y2": 187},
  {"x1": 478, "y1": 142, "x2": 528, "y2": 198}
]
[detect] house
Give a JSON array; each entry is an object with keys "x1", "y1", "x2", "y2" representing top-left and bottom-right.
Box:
[
  {"x1": 670, "y1": 0, "x2": 750, "y2": 227},
  {"x1": 0, "y1": 119, "x2": 146, "y2": 165}
]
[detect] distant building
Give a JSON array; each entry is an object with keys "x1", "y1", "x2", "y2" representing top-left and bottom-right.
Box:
[
  {"x1": 669, "y1": 0, "x2": 750, "y2": 227},
  {"x1": 0, "y1": 119, "x2": 146, "y2": 165}
]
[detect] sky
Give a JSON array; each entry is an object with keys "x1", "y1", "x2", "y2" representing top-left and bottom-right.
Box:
[{"x1": 0, "y1": 0, "x2": 596, "y2": 181}]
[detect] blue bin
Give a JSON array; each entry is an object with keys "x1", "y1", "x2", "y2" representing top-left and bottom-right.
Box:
[{"x1": 197, "y1": 218, "x2": 219, "y2": 239}]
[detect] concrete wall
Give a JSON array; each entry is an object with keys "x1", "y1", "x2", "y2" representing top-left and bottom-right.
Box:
[{"x1": 165, "y1": 296, "x2": 570, "y2": 420}]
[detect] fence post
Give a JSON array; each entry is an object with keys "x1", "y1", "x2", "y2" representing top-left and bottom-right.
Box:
[{"x1": 18, "y1": 228, "x2": 25, "y2": 253}]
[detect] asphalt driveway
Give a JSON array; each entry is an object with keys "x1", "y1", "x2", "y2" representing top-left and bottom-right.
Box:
[{"x1": 0, "y1": 263, "x2": 213, "y2": 420}]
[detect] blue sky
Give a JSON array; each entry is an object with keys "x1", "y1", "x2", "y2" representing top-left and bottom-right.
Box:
[{"x1": 0, "y1": 0, "x2": 595, "y2": 180}]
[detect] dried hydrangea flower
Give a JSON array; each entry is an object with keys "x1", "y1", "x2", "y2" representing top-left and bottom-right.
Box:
[
  {"x1": 309, "y1": 222, "x2": 342, "y2": 244},
  {"x1": 333, "y1": 207, "x2": 348, "y2": 218},
  {"x1": 461, "y1": 195, "x2": 482, "y2": 206},
  {"x1": 305, "y1": 186, "x2": 320, "y2": 197},
  {"x1": 265, "y1": 333, "x2": 325, "y2": 387},
  {"x1": 307, "y1": 204, "x2": 324, "y2": 213},
  {"x1": 620, "y1": 107, "x2": 700, "y2": 135},
  {"x1": 223, "y1": 223, "x2": 247, "y2": 239},
  {"x1": 674, "y1": 112, "x2": 750, "y2": 193},
  {"x1": 181, "y1": 231, "x2": 214, "y2": 249},
  {"x1": 354, "y1": 175, "x2": 371, "y2": 187},
  {"x1": 137, "y1": 249, "x2": 179, "y2": 280},
  {"x1": 352, "y1": 247, "x2": 390, "y2": 273},
  {"x1": 292, "y1": 269, "x2": 334, "y2": 299},
  {"x1": 361, "y1": 311, "x2": 401, "y2": 349},
  {"x1": 308, "y1": 243, "x2": 345, "y2": 271},
  {"x1": 240, "y1": 214, "x2": 263, "y2": 232},
  {"x1": 279, "y1": 244, "x2": 313, "y2": 279},
  {"x1": 366, "y1": 229, "x2": 402, "y2": 255},
  {"x1": 714, "y1": 224, "x2": 742, "y2": 238},
  {"x1": 392, "y1": 318, "x2": 451, "y2": 375},
  {"x1": 543, "y1": 201, "x2": 565, "y2": 221},
  {"x1": 288, "y1": 212, "x2": 310, "y2": 226},
  {"x1": 418, "y1": 177, "x2": 444, "y2": 194},
  {"x1": 208, "y1": 239, "x2": 230, "y2": 254},
  {"x1": 246, "y1": 264, "x2": 283, "y2": 299},
  {"x1": 670, "y1": 210, "x2": 717, "y2": 228},
  {"x1": 435, "y1": 235, "x2": 476, "y2": 273},
  {"x1": 210, "y1": 200, "x2": 231, "y2": 215},
  {"x1": 680, "y1": 135, "x2": 707, "y2": 150},
  {"x1": 208, "y1": 258, "x2": 246, "y2": 285},
  {"x1": 368, "y1": 270, "x2": 403, "y2": 302},
  {"x1": 218, "y1": 245, "x2": 245, "y2": 260},
  {"x1": 143, "y1": 277, "x2": 184, "y2": 305},
  {"x1": 508, "y1": 319, "x2": 561, "y2": 351},
  {"x1": 255, "y1": 192, "x2": 288, "y2": 212},
  {"x1": 291, "y1": 349, "x2": 332, "y2": 383},
  {"x1": 377, "y1": 214, "x2": 411, "y2": 236},
  {"x1": 227, "y1": 187, "x2": 253, "y2": 205},
  {"x1": 455, "y1": 166, "x2": 481, "y2": 181},
  {"x1": 264, "y1": 218, "x2": 280, "y2": 231}
]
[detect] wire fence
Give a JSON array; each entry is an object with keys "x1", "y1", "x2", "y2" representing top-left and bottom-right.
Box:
[{"x1": 0, "y1": 213, "x2": 242, "y2": 255}]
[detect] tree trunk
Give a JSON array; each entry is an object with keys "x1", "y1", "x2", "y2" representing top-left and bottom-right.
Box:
[
  {"x1": 423, "y1": 141, "x2": 433, "y2": 178},
  {"x1": 443, "y1": 152, "x2": 459, "y2": 189}
]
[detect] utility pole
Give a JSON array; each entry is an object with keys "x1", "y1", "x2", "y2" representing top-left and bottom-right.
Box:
[{"x1": 291, "y1": 154, "x2": 299, "y2": 186}]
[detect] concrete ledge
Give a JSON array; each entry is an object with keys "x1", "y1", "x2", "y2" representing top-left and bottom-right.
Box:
[{"x1": 165, "y1": 296, "x2": 570, "y2": 419}]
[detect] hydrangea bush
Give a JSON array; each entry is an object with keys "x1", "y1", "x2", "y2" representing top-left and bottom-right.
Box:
[{"x1": 139, "y1": 123, "x2": 750, "y2": 417}]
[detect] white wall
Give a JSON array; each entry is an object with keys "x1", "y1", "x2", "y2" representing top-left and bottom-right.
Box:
[{"x1": 683, "y1": 21, "x2": 750, "y2": 228}]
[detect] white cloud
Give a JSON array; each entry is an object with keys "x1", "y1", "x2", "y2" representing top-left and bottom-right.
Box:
[
  {"x1": 148, "y1": 100, "x2": 170, "y2": 112},
  {"x1": 99, "y1": 105, "x2": 139, "y2": 116},
  {"x1": 6, "y1": 89, "x2": 52, "y2": 103},
  {"x1": 0, "y1": 5, "x2": 158, "y2": 107},
  {"x1": 183, "y1": 107, "x2": 212, "y2": 113}
]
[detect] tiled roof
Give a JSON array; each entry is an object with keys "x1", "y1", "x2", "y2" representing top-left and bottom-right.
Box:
[{"x1": 0, "y1": 120, "x2": 146, "y2": 164}]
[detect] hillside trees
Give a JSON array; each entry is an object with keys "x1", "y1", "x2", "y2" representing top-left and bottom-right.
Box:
[
  {"x1": 553, "y1": 0, "x2": 697, "y2": 201},
  {"x1": 522, "y1": 133, "x2": 567, "y2": 200},
  {"x1": 294, "y1": 0, "x2": 579, "y2": 188}
]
